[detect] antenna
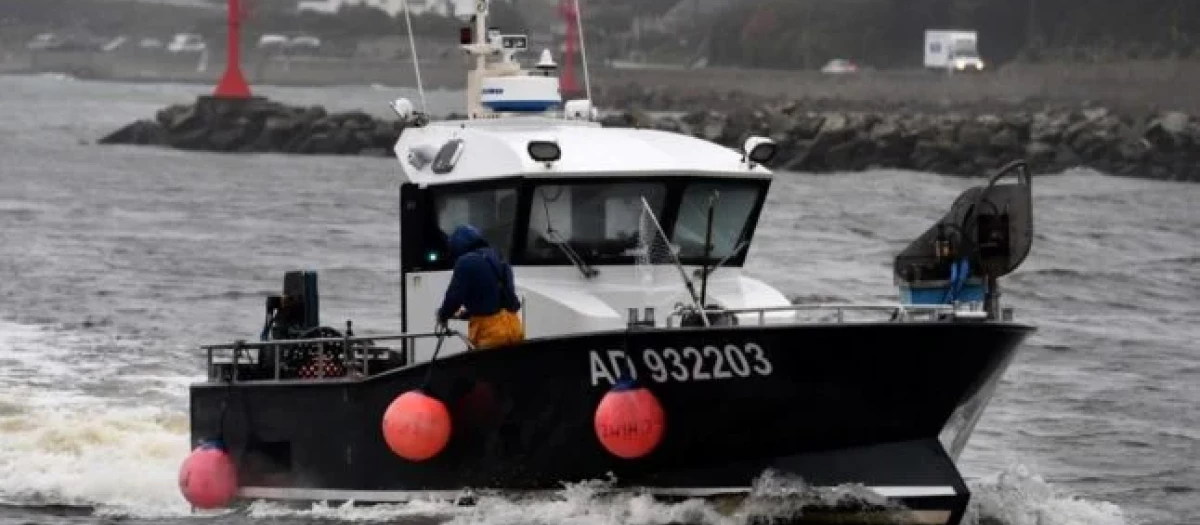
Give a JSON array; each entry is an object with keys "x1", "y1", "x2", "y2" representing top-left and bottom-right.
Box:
[
  {"x1": 571, "y1": 0, "x2": 594, "y2": 107},
  {"x1": 637, "y1": 197, "x2": 709, "y2": 327},
  {"x1": 401, "y1": 0, "x2": 428, "y2": 114}
]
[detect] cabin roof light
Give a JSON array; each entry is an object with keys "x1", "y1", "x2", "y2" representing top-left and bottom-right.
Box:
[
  {"x1": 407, "y1": 144, "x2": 437, "y2": 170},
  {"x1": 527, "y1": 140, "x2": 561, "y2": 163},
  {"x1": 390, "y1": 98, "x2": 413, "y2": 120},
  {"x1": 431, "y1": 138, "x2": 465, "y2": 174},
  {"x1": 563, "y1": 99, "x2": 596, "y2": 121},
  {"x1": 743, "y1": 136, "x2": 778, "y2": 167}
]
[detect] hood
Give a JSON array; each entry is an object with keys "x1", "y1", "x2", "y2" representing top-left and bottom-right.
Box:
[{"x1": 448, "y1": 225, "x2": 486, "y2": 257}]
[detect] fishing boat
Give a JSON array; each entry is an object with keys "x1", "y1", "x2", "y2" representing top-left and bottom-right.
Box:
[{"x1": 178, "y1": 2, "x2": 1037, "y2": 523}]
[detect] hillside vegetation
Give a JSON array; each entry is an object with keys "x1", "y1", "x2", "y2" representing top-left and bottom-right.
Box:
[
  {"x1": 705, "y1": 0, "x2": 1200, "y2": 69},
  {"x1": 5, "y1": 0, "x2": 1199, "y2": 70},
  {"x1": 0, "y1": 0, "x2": 527, "y2": 48}
]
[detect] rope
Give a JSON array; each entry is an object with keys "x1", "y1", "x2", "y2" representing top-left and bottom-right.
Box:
[
  {"x1": 401, "y1": 0, "x2": 428, "y2": 114},
  {"x1": 211, "y1": 342, "x2": 256, "y2": 474},
  {"x1": 419, "y1": 326, "x2": 451, "y2": 390},
  {"x1": 572, "y1": 0, "x2": 594, "y2": 108},
  {"x1": 942, "y1": 257, "x2": 970, "y2": 304}
]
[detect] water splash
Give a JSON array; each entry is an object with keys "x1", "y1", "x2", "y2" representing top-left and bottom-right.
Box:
[
  {"x1": 964, "y1": 465, "x2": 1130, "y2": 525},
  {"x1": 0, "y1": 320, "x2": 194, "y2": 518}
]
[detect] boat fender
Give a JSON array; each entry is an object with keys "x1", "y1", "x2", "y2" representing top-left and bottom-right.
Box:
[
  {"x1": 382, "y1": 390, "x2": 452, "y2": 462},
  {"x1": 178, "y1": 439, "x2": 238, "y2": 509},
  {"x1": 593, "y1": 380, "x2": 665, "y2": 459}
]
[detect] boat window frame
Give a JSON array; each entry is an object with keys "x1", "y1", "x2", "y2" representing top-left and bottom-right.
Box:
[
  {"x1": 519, "y1": 178, "x2": 675, "y2": 267},
  {"x1": 400, "y1": 176, "x2": 525, "y2": 274},
  {"x1": 399, "y1": 174, "x2": 771, "y2": 273},
  {"x1": 672, "y1": 179, "x2": 770, "y2": 262},
  {"x1": 512, "y1": 174, "x2": 771, "y2": 269}
]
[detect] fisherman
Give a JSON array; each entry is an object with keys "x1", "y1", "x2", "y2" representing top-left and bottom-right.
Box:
[{"x1": 436, "y1": 225, "x2": 525, "y2": 349}]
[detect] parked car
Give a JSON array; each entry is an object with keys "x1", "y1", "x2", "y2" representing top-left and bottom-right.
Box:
[
  {"x1": 820, "y1": 59, "x2": 859, "y2": 74},
  {"x1": 167, "y1": 33, "x2": 206, "y2": 53},
  {"x1": 258, "y1": 34, "x2": 321, "y2": 54},
  {"x1": 289, "y1": 35, "x2": 322, "y2": 50},
  {"x1": 27, "y1": 33, "x2": 65, "y2": 51},
  {"x1": 257, "y1": 34, "x2": 290, "y2": 49}
]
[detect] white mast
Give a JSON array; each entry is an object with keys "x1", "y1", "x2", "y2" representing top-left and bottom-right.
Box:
[
  {"x1": 463, "y1": 0, "x2": 490, "y2": 118},
  {"x1": 458, "y1": 0, "x2": 562, "y2": 120}
]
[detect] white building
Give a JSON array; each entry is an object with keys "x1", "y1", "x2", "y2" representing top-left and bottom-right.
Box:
[{"x1": 296, "y1": 0, "x2": 458, "y2": 18}]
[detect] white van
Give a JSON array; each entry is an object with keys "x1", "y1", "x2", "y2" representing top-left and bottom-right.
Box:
[{"x1": 924, "y1": 30, "x2": 985, "y2": 72}]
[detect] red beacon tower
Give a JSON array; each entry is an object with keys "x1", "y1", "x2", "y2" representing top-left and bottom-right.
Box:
[
  {"x1": 557, "y1": 0, "x2": 581, "y2": 97},
  {"x1": 213, "y1": 0, "x2": 252, "y2": 98}
]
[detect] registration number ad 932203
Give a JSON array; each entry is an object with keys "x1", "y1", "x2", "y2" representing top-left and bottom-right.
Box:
[{"x1": 588, "y1": 343, "x2": 774, "y2": 387}]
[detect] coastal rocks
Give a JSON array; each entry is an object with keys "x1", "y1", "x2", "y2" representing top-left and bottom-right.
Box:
[
  {"x1": 601, "y1": 105, "x2": 1200, "y2": 181},
  {"x1": 100, "y1": 96, "x2": 1200, "y2": 182},
  {"x1": 99, "y1": 96, "x2": 404, "y2": 156}
]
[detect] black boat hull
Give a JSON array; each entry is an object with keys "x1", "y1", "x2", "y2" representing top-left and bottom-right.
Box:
[{"x1": 189, "y1": 322, "x2": 1032, "y2": 523}]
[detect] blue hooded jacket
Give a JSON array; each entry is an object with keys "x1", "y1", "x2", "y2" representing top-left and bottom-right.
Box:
[{"x1": 437, "y1": 225, "x2": 521, "y2": 322}]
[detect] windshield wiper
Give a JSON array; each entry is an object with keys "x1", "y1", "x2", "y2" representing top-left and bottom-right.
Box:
[
  {"x1": 544, "y1": 229, "x2": 599, "y2": 279},
  {"x1": 693, "y1": 240, "x2": 749, "y2": 280}
]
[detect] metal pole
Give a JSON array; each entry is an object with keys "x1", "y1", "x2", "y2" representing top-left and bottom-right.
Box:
[{"x1": 698, "y1": 192, "x2": 718, "y2": 308}]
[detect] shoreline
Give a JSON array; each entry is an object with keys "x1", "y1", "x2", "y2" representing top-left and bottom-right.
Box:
[{"x1": 9, "y1": 51, "x2": 1200, "y2": 114}]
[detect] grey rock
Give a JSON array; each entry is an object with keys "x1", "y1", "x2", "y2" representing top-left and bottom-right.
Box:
[
  {"x1": 1082, "y1": 107, "x2": 1110, "y2": 122},
  {"x1": 100, "y1": 95, "x2": 1199, "y2": 182},
  {"x1": 99, "y1": 120, "x2": 166, "y2": 146}
]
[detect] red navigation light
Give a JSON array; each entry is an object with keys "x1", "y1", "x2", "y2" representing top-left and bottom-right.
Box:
[{"x1": 460, "y1": 26, "x2": 473, "y2": 45}]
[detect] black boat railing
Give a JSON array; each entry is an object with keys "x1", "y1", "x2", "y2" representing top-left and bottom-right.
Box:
[
  {"x1": 664, "y1": 303, "x2": 1011, "y2": 327},
  {"x1": 201, "y1": 331, "x2": 472, "y2": 382},
  {"x1": 200, "y1": 303, "x2": 1014, "y2": 382}
]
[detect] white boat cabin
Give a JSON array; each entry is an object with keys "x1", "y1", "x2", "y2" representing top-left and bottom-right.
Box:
[{"x1": 388, "y1": 3, "x2": 791, "y2": 362}]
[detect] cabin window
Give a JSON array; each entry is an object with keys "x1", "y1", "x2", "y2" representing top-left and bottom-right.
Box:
[
  {"x1": 433, "y1": 187, "x2": 517, "y2": 260},
  {"x1": 525, "y1": 182, "x2": 667, "y2": 262},
  {"x1": 674, "y1": 181, "x2": 761, "y2": 260}
]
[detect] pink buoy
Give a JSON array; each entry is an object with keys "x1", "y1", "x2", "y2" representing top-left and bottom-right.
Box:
[
  {"x1": 178, "y1": 440, "x2": 239, "y2": 509},
  {"x1": 594, "y1": 381, "x2": 665, "y2": 459},
  {"x1": 382, "y1": 390, "x2": 452, "y2": 462}
]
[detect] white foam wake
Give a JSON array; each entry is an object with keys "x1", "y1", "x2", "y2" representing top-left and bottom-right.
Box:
[
  {"x1": 0, "y1": 320, "x2": 195, "y2": 517},
  {"x1": 964, "y1": 465, "x2": 1131, "y2": 525},
  {"x1": 242, "y1": 468, "x2": 1137, "y2": 525}
]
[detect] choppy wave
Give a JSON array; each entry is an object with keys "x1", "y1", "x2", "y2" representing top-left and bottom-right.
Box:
[
  {"x1": 0, "y1": 74, "x2": 1196, "y2": 525},
  {"x1": 0, "y1": 321, "x2": 192, "y2": 517}
]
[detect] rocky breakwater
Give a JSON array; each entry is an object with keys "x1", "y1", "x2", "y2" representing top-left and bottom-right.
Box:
[
  {"x1": 100, "y1": 96, "x2": 406, "y2": 156},
  {"x1": 101, "y1": 96, "x2": 1200, "y2": 182},
  {"x1": 601, "y1": 105, "x2": 1200, "y2": 181}
]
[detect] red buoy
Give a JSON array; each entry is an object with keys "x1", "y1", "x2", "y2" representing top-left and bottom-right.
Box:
[
  {"x1": 594, "y1": 382, "x2": 665, "y2": 459},
  {"x1": 178, "y1": 440, "x2": 238, "y2": 509},
  {"x1": 382, "y1": 390, "x2": 452, "y2": 461}
]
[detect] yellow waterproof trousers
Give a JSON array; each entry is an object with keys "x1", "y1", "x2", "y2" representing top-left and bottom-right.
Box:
[{"x1": 467, "y1": 309, "x2": 525, "y2": 350}]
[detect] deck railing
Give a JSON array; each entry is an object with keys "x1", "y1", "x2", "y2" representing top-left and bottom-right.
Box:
[
  {"x1": 201, "y1": 331, "x2": 471, "y2": 381},
  {"x1": 202, "y1": 304, "x2": 1013, "y2": 382},
  {"x1": 664, "y1": 303, "x2": 1010, "y2": 327}
]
